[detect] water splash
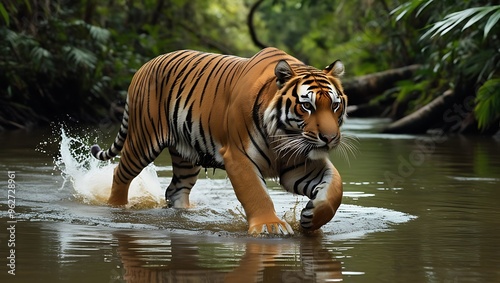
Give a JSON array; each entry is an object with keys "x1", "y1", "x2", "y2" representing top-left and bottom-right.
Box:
[{"x1": 54, "y1": 127, "x2": 166, "y2": 208}]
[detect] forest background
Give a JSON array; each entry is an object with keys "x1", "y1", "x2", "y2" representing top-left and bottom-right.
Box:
[{"x1": 1, "y1": 0, "x2": 499, "y2": 135}]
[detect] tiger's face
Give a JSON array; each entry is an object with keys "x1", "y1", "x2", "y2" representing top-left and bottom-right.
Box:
[{"x1": 266, "y1": 60, "x2": 347, "y2": 161}]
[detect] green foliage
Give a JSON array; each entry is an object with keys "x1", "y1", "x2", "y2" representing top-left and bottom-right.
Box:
[
  {"x1": 0, "y1": 0, "x2": 256, "y2": 129},
  {"x1": 0, "y1": 14, "x2": 117, "y2": 127},
  {"x1": 255, "y1": 0, "x2": 415, "y2": 75},
  {"x1": 475, "y1": 79, "x2": 500, "y2": 130},
  {"x1": 391, "y1": 0, "x2": 500, "y2": 130}
]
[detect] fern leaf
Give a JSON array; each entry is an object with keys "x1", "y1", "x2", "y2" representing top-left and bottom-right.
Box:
[
  {"x1": 89, "y1": 25, "x2": 111, "y2": 43},
  {"x1": 64, "y1": 46, "x2": 97, "y2": 69}
]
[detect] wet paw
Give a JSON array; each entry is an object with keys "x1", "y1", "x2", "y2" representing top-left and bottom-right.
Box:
[
  {"x1": 300, "y1": 200, "x2": 335, "y2": 231},
  {"x1": 248, "y1": 221, "x2": 294, "y2": 236},
  {"x1": 165, "y1": 190, "x2": 190, "y2": 208}
]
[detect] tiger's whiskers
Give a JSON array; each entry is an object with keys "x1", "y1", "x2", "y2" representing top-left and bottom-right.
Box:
[
  {"x1": 333, "y1": 134, "x2": 359, "y2": 167},
  {"x1": 270, "y1": 133, "x2": 310, "y2": 164}
]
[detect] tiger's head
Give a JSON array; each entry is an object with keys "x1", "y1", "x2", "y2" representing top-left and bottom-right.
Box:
[{"x1": 265, "y1": 59, "x2": 347, "y2": 161}]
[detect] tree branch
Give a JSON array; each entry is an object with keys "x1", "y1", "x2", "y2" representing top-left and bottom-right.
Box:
[{"x1": 247, "y1": 0, "x2": 267, "y2": 49}]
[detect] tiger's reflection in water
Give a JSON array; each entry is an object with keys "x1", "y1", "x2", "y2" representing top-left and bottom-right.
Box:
[{"x1": 113, "y1": 232, "x2": 342, "y2": 283}]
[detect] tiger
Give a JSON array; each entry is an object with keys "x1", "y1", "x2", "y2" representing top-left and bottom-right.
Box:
[{"x1": 91, "y1": 47, "x2": 347, "y2": 236}]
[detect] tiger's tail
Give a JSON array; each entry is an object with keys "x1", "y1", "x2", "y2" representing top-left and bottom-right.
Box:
[{"x1": 90, "y1": 100, "x2": 129, "y2": 161}]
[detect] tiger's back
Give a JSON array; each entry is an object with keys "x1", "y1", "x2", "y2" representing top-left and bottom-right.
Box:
[{"x1": 127, "y1": 48, "x2": 296, "y2": 169}]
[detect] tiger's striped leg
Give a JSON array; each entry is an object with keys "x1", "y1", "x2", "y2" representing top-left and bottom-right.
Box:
[
  {"x1": 108, "y1": 165, "x2": 131, "y2": 206},
  {"x1": 165, "y1": 148, "x2": 201, "y2": 208},
  {"x1": 280, "y1": 159, "x2": 343, "y2": 231},
  {"x1": 108, "y1": 141, "x2": 161, "y2": 206},
  {"x1": 221, "y1": 146, "x2": 294, "y2": 236}
]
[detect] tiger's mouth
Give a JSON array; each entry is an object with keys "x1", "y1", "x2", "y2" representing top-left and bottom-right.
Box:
[
  {"x1": 271, "y1": 130, "x2": 340, "y2": 160},
  {"x1": 307, "y1": 136, "x2": 341, "y2": 151},
  {"x1": 314, "y1": 145, "x2": 330, "y2": 151},
  {"x1": 306, "y1": 136, "x2": 343, "y2": 159}
]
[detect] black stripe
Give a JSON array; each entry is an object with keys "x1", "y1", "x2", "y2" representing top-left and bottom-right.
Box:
[
  {"x1": 293, "y1": 170, "x2": 314, "y2": 195},
  {"x1": 166, "y1": 52, "x2": 198, "y2": 142},
  {"x1": 247, "y1": 124, "x2": 271, "y2": 167},
  {"x1": 236, "y1": 130, "x2": 266, "y2": 183},
  {"x1": 241, "y1": 48, "x2": 286, "y2": 75},
  {"x1": 198, "y1": 56, "x2": 223, "y2": 106},
  {"x1": 304, "y1": 169, "x2": 324, "y2": 198},
  {"x1": 275, "y1": 96, "x2": 285, "y2": 130},
  {"x1": 280, "y1": 162, "x2": 306, "y2": 177},
  {"x1": 252, "y1": 82, "x2": 272, "y2": 147}
]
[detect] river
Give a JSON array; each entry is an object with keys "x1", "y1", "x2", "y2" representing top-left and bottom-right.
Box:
[{"x1": 0, "y1": 118, "x2": 499, "y2": 282}]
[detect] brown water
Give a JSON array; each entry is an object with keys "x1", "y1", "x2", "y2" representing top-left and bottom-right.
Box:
[{"x1": 1, "y1": 118, "x2": 500, "y2": 282}]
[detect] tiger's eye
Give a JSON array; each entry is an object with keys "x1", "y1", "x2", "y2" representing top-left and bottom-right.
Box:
[{"x1": 302, "y1": 102, "x2": 313, "y2": 111}]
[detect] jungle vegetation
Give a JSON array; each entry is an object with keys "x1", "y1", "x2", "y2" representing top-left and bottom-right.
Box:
[{"x1": 1, "y1": 0, "x2": 499, "y2": 135}]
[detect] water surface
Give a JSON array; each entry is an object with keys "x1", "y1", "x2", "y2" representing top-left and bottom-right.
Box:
[{"x1": 1, "y1": 118, "x2": 499, "y2": 282}]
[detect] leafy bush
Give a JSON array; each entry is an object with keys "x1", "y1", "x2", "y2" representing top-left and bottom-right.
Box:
[
  {"x1": 0, "y1": 2, "x2": 124, "y2": 129},
  {"x1": 0, "y1": 0, "x2": 255, "y2": 130},
  {"x1": 392, "y1": 1, "x2": 500, "y2": 131}
]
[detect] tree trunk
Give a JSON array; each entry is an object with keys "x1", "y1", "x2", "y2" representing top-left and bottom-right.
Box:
[
  {"x1": 343, "y1": 65, "x2": 420, "y2": 105},
  {"x1": 382, "y1": 89, "x2": 455, "y2": 134},
  {"x1": 84, "y1": 0, "x2": 96, "y2": 24},
  {"x1": 150, "y1": 0, "x2": 165, "y2": 26}
]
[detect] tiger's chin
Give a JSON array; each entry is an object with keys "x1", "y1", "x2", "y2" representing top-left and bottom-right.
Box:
[{"x1": 307, "y1": 148, "x2": 330, "y2": 160}]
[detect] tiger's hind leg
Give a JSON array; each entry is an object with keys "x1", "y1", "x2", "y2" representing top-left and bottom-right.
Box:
[
  {"x1": 108, "y1": 140, "x2": 163, "y2": 206},
  {"x1": 166, "y1": 147, "x2": 201, "y2": 208}
]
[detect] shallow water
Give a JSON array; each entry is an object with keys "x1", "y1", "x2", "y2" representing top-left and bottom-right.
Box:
[{"x1": 1, "y1": 118, "x2": 500, "y2": 282}]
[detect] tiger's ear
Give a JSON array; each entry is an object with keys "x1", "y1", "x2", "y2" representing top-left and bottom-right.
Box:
[
  {"x1": 275, "y1": 60, "x2": 294, "y2": 89},
  {"x1": 324, "y1": 60, "x2": 344, "y2": 78}
]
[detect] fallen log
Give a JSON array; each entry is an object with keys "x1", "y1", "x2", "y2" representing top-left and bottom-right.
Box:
[
  {"x1": 343, "y1": 65, "x2": 421, "y2": 105},
  {"x1": 382, "y1": 89, "x2": 455, "y2": 134}
]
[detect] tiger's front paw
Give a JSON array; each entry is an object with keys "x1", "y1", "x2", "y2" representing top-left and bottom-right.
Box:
[
  {"x1": 300, "y1": 199, "x2": 335, "y2": 231},
  {"x1": 248, "y1": 220, "x2": 294, "y2": 236}
]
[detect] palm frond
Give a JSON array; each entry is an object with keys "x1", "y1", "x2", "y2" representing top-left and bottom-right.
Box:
[
  {"x1": 391, "y1": 0, "x2": 433, "y2": 22},
  {"x1": 462, "y1": 6, "x2": 499, "y2": 31},
  {"x1": 484, "y1": 9, "x2": 500, "y2": 38},
  {"x1": 421, "y1": 5, "x2": 500, "y2": 40}
]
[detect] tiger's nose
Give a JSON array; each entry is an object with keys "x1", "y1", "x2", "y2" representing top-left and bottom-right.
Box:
[{"x1": 318, "y1": 133, "x2": 336, "y2": 144}]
